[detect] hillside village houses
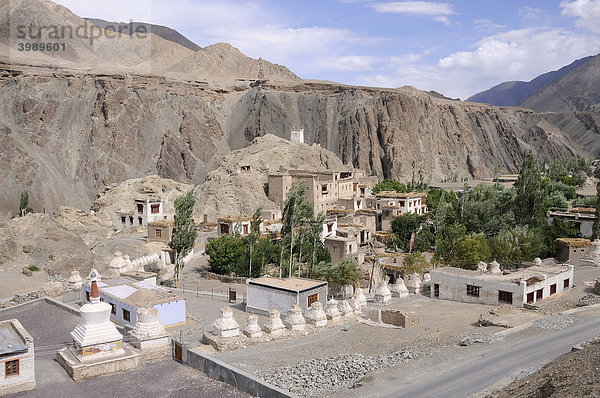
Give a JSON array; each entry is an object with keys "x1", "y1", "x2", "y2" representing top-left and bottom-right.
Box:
[{"x1": 116, "y1": 198, "x2": 165, "y2": 231}]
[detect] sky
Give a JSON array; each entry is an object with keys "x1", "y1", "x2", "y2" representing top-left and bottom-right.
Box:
[{"x1": 53, "y1": 0, "x2": 600, "y2": 99}]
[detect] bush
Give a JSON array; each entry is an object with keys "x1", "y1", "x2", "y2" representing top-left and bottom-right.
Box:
[
  {"x1": 27, "y1": 265, "x2": 40, "y2": 272},
  {"x1": 403, "y1": 251, "x2": 428, "y2": 275}
]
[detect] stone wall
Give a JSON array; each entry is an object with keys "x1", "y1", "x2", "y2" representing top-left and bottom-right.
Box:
[{"x1": 380, "y1": 310, "x2": 421, "y2": 328}]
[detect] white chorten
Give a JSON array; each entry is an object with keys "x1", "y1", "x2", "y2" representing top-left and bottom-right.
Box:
[
  {"x1": 264, "y1": 309, "x2": 285, "y2": 336},
  {"x1": 243, "y1": 314, "x2": 263, "y2": 338},
  {"x1": 212, "y1": 307, "x2": 240, "y2": 338},
  {"x1": 325, "y1": 298, "x2": 341, "y2": 320},
  {"x1": 489, "y1": 260, "x2": 502, "y2": 274},
  {"x1": 390, "y1": 278, "x2": 409, "y2": 298},
  {"x1": 68, "y1": 270, "x2": 83, "y2": 289},
  {"x1": 284, "y1": 305, "x2": 306, "y2": 331},
  {"x1": 70, "y1": 270, "x2": 123, "y2": 357},
  {"x1": 374, "y1": 278, "x2": 392, "y2": 303},
  {"x1": 354, "y1": 287, "x2": 368, "y2": 308},
  {"x1": 337, "y1": 300, "x2": 354, "y2": 317},
  {"x1": 305, "y1": 302, "x2": 327, "y2": 327}
]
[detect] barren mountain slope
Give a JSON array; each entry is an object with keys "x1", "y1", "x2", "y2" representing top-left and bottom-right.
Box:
[
  {"x1": 520, "y1": 53, "x2": 600, "y2": 112},
  {"x1": 0, "y1": 64, "x2": 590, "y2": 217}
]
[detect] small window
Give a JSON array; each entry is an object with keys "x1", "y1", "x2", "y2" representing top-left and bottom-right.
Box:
[
  {"x1": 138, "y1": 217, "x2": 143, "y2": 225},
  {"x1": 536, "y1": 289, "x2": 543, "y2": 300},
  {"x1": 5, "y1": 359, "x2": 19, "y2": 377},
  {"x1": 137, "y1": 203, "x2": 144, "y2": 214},
  {"x1": 550, "y1": 284, "x2": 557, "y2": 295},
  {"x1": 466, "y1": 285, "x2": 480, "y2": 297},
  {"x1": 85, "y1": 291, "x2": 90, "y2": 302},
  {"x1": 434, "y1": 284, "x2": 440, "y2": 298},
  {"x1": 243, "y1": 224, "x2": 249, "y2": 235},
  {"x1": 129, "y1": 216, "x2": 134, "y2": 224},
  {"x1": 498, "y1": 290, "x2": 513, "y2": 304},
  {"x1": 564, "y1": 279, "x2": 570, "y2": 289},
  {"x1": 122, "y1": 309, "x2": 131, "y2": 322},
  {"x1": 121, "y1": 216, "x2": 126, "y2": 224},
  {"x1": 308, "y1": 293, "x2": 318, "y2": 308},
  {"x1": 527, "y1": 292, "x2": 534, "y2": 304},
  {"x1": 155, "y1": 229, "x2": 162, "y2": 238},
  {"x1": 110, "y1": 303, "x2": 116, "y2": 315},
  {"x1": 151, "y1": 204, "x2": 160, "y2": 214},
  {"x1": 327, "y1": 223, "x2": 333, "y2": 233},
  {"x1": 220, "y1": 224, "x2": 230, "y2": 234}
]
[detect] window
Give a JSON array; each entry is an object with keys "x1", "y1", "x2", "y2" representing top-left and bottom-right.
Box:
[
  {"x1": 466, "y1": 285, "x2": 480, "y2": 297},
  {"x1": 307, "y1": 293, "x2": 318, "y2": 308},
  {"x1": 110, "y1": 303, "x2": 116, "y2": 315},
  {"x1": 151, "y1": 204, "x2": 160, "y2": 214},
  {"x1": 536, "y1": 289, "x2": 543, "y2": 300},
  {"x1": 5, "y1": 359, "x2": 19, "y2": 377},
  {"x1": 85, "y1": 291, "x2": 90, "y2": 302},
  {"x1": 550, "y1": 284, "x2": 557, "y2": 295},
  {"x1": 122, "y1": 309, "x2": 131, "y2": 322},
  {"x1": 138, "y1": 217, "x2": 143, "y2": 225},
  {"x1": 434, "y1": 284, "x2": 439, "y2": 298},
  {"x1": 564, "y1": 279, "x2": 570, "y2": 289},
  {"x1": 121, "y1": 216, "x2": 126, "y2": 224},
  {"x1": 327, "y1": 223, "x2": 333, "y2": 233},
  {"x1": 498, "y1": 290, "x2": 513, "y2": 304},
  {"x1": 129, "y1": 216, "x2": 134, "y2": 224},
  {"x1": 361, "y1": 188, "x2": 365, "y2": 195},
  {"x1": 527, "y1": 292, "x2": 534, "y2": 304},
  {"x1": 243, "y1": 224, "x2": 249, "y2": 235},
  {"x1": 220, "y1": 224, "x2": 229, "y2": 235},
  {"x1": 137, "y1": 203, "x2": 144, "y2": 214},
  {"x1": 155, "y1": 229, "x2": 162, "y2": 238}
]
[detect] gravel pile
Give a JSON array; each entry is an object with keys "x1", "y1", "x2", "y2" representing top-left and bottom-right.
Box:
[
  {"x1": 576, "y1": 293, "x2": 600, "y2": 307},
  {"x1": 533, "y1": 314, "x2": 575, "y2": 330},
  {"x1": 258, "y1": 351, "x2": 413, "y2": 397}
]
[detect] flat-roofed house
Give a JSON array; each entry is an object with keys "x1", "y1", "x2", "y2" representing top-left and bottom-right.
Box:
[
  {"x1": 217, "y1": 214, "x2": 263, "y2": 237},
  {"x1": 0, "y1": 319, "x2": 35, "y2": 395},
  {"x1": 246, "y1": 277, "x2": 328, "y2": 315},
  {"x1": 147, "y1": 219, "x2": 174, "y2": 244},
  {"x1": 555, "y1": 238, "x2": 591, "y2": 265},
  {"x1": 430, "y1": 265, "x2": 574, "y2": 307}
]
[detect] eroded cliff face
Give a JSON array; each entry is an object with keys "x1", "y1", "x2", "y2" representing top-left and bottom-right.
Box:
[
  {"x1": 0, "y1": 65, "x2": 588, "y2": 216},
  {"x1": 231, "y1": 83, "x2": 583, "y2": 181}
]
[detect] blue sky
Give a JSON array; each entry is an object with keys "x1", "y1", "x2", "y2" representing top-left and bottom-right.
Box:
[{"x1": 55, "y1": 0, "x2": 600, "y2": 99}]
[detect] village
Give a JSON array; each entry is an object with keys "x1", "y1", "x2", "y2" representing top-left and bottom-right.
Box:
[{"x1": 2, "y1": 131, "x2": 600, "y2": 398}]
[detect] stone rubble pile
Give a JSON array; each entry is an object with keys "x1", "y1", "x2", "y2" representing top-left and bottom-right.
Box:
[
  {"x1": 258, "y1": 351, "x2": 414, "y2": 397},
  {"x1": 533, "y1": 314, "x2": 575, "y2": 330}
]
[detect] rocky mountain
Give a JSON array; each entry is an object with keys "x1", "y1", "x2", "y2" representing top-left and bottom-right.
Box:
[
  {"x1": 85, "y1": 18, "x2": 202, "y2": 52},
  {"x1": 467, "y1": 56, "x2": 594, "y2": 107},
  {"x1": 0, "y1": 0, "x2": 596, "y2": 217},
  {"x1": 520, "y1": 54, "x2": 600, "y2": 112}
]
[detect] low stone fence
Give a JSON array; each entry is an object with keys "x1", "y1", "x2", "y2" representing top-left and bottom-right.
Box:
[{"x1": 174, "y1": 341, "x2": 294, "y2": 398}]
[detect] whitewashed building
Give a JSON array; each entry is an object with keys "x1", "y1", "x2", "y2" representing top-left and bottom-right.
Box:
[
  {"x1": 430, "y1": 265, "x2": 574, "y2": 307},
  {"x1": 246, "y1": 277, "x2": 328, "y2": 315},
  {"x1": 0, "y1": 319, "x2": 35, "y2": 395}
]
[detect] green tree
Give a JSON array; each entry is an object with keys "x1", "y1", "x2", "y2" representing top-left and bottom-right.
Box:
[
  {"x1": 513, "y1": 150, "x2": 543, "y2": 227},
  {"x1": 435, "y1": 222, "x2": 466, "y2": 264},
  {"x1": 168, "y1": 190, "x2": 198, "y2": 287},
  {"x1": 313, "y1": 257, "x2": 359, "y2": 289},
  {"x1": 452, "y1": 233, "x2": 490, "y2": 270},
  {"x1": 413, "y1": 226, "x2": 435, "y2": 252},
  {"x1": 595, "y1": 181, "x2": 600, "y2": 239},
  {"x1": 390, "y1": 213, "x2": 421, "y2": 251},
  {"x1": 245, "y1": 208, "x2": 263, "y2": 278},
  {"x1": 489, "y1": 227, "x2": 543, "y2": 266},
  {"x1": 206, "y1": 235, "x2": 245, "y2": 275},
  {"x1": 403, "y1": 251, "x2": 429, "y2": 275},
  {"x1": 373, "y1": 179, "x2": 407, "y2": 194},
  {"x1": 19, "y1": 190, "x2": 33, "y2": 216}
]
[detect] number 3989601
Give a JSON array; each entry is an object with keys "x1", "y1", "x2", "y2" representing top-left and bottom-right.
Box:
[{"x1": 18, "y1": 42, "x2": 66, "y2": 51}]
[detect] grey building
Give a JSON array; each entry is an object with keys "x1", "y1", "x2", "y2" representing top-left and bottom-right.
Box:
[
  {"x1": 246, "y1": 277, "x2": 328, "y2": 315},
  {"x1": 430, "y1": 265, "x2": 574, "y2": 307},
  {"x1": 0, "y1": 319, "x2": 36, "y2": 395}
]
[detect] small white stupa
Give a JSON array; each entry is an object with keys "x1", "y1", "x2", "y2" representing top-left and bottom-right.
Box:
[
  {"x1": 305, "y1": 302, "x2": 327, "y2": 327},
  {"x1": 68, "y1": 270, "x2": 83, "y2": 289},
  {"x1": 354, "y1": 287, "x2": 368, "y2": 308},
  {"x1": 212, "y1": 307, "x2": 240, "y2": 338},
  {"x1": 325, "y1": 298, "x2": 342, "y2": 321},
  {"x1": 489, "y1": 260, "x2": 502, "y2": 274},
  {"x1": 284, "y1": 305, "x2": 306, "y2": 331},
  {"x1": 374, "y1": 277, "x2": 392, "y2": 303},
  {"x1": 70, "y1": 270, "x2": 124, "y2": 358},
  {"x1": 390, "y1": 278, "x2": 409, "y2": 298}
]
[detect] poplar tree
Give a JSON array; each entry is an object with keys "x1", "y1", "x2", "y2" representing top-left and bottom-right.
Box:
[{"x1": 169, "y1": 190, "x2": 198, "y2": 287}]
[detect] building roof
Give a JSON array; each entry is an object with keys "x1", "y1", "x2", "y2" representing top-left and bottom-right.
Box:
[
  {"x1": 91, "y1": 278, "x2": 180, "y2": 306},
  {"x1": 325, "y1": 235, "x2": 355, "y2": 243},
  {"x1": 0, "y1": 320, "x2": 28, "y2": 355},
  {"x1": 555, "y1": 238, "x2": 591, "y2": 248},
  {"x1": 148, "y1": 219, "x2": 175, "y2": 228},
  {"x1": 218, "y1": 214, "x2": 253, "y2": 223},
  {"x1": 248, "y1": 277, "x2": 327, "y2": 293},
  {"x1": 376, "y1": 191, "x2": 427, "y2": 199},
  {"x1": 431, "y1": 265, "x2": 572, "y2": 286}
]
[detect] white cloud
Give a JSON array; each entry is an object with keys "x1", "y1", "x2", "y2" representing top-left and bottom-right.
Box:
[
  {"x1": 473, "y1": 18, "x2": 505, "y2": 33},
  {"x1": 309, "y1": 55, "x2": 381, "y2": 72},
  {"x1": 560, "y1": 0, "x2": 600, "y2": 33},
  {"x1": 370, "y1": 1, "x2": 455, "y2": 16}
]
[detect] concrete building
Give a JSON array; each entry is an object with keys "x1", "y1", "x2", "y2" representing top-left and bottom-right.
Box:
[
  {"x1": 0, "y1": 319, "x2": 35, "y2": 395},
  {"x1": 547, "y1": 210, "x2": 595, "y2": 237},
  {"x1": 375, "y1": 191, "x2": 427, "y2": 215},
  {"x1": 246, "y1": 277, "x2": 328, "y2": 315},
  {"x1": 325, "y1": 235, "x2": 358, "y2": 265},
  {"x1": 430, "y1": 265, "x2": 574, "y2": 307},
  {"x1": 147, "y1": 219, "x2": 174, "y2": 244},
  {"x1": 268, "y1": 167, "x2": 355, "y2": 215},
  {"x1": 116, "y1": 198, "x2": 164, "y2": 230},
  {"x1": 555, "y1": 238, "x2": 591, "y2": 265},
  {"x1": 290, "y1": 127, "x2": 304, "y2": 144},
  {"x1": 82, "y1": 277, "x2": 185, "y2": 328},
  {"x1": 217, "y1": 214, "x2": 263, "y2": 237}
]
